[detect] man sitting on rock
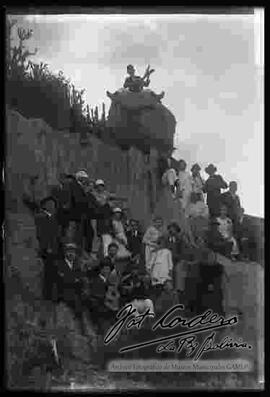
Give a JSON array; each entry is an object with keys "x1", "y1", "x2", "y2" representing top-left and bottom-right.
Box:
[{"x1": 123, "y1": 64, "x2": 154, "y2": 93}]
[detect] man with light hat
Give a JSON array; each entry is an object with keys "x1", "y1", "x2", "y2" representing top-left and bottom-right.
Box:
[
  {"x1": 113, "y1": 207, "x2": 122, "y2": 214},
  {"x1": 65, "y1": 170, "x2": 100, "y2": 254}
]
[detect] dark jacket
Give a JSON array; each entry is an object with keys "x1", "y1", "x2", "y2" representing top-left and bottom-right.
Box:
[
  {"x1": 204, "y1": 175, "x2": 228, "y2": 216},
  {"x1": 89, "y1": 273, "x2": 108, "y2": 311},
  {"x1": 220, "y1": 191, "x2": 241, "y2": 225},
  {"x1": 96, "y1": 204, "x2": 113, "y2": 236},
  {"x1": 56, "y1": 257, "x2": 82, "y2": 305},
  {"x1": 35, "y1": 210, "x2": 60, "y2": 254},
  {"x1": 60, "y1": 179, "x2": 101, "y2": 222},
  {"x1": 126, "y1": 230, "x2": 143, "y2": 256}
]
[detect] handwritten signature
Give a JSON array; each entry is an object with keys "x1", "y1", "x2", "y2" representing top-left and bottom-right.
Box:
[{"x1": 104, "y1": 304, "x2": 252, "y2": 360}]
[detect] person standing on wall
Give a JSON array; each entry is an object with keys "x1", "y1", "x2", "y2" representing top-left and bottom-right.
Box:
[
  {"x1": 93, "y1": 179, "x2": 115, "y2": 258},
  {"x1": 203, "y1": 164, "x2": 228, "y2": 218},
  {"x1": 64, "y1": 170, "x2": 100, "y2": 253},
  {"x1": 220, "y1": 181, "x2": 242, "y2": 231}
]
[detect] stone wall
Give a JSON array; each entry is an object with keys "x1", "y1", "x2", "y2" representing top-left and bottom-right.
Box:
[{"x1": 6, "y1": 108, "x2": 161, "y2": 227}]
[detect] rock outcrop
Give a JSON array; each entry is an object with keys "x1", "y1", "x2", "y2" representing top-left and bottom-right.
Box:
[{"x1": 106, "y1": 89, "x2": 176, "y2": 153}]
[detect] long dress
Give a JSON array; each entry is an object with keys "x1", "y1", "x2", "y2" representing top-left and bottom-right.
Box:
[
  {"x1": 154, "y1": 168, "x2": 182, "y2": 225},
  {"x1": 178, "y1": 170, "x2": 193, "y2": 213},
  {"x1": 150, "y1": 248, "x2": 173, "y2": 286},
  {"x1": 112, "y1": 220, "x2": 131, "y2": 259},
  {"x1": 190, "y1": 174, "x2": 205, "y2": 201},
  {"x1": 155, "y1": 168, "x2": 196, "y2": 246},
  {"x1": 142, "y1": 226, "x2": 163, "y2": 273}
]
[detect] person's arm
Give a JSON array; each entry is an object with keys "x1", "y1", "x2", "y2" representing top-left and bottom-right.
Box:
[
  {"x1": 202, "y1": 179, "x2": 208, "y2": 193},
  {"x1": 123, "y1": 77, "x2": 130, "y2": 89},
  {"x1": 143, "y1": 78, "x2": 150, "y2": 87},
  {"x1": 219, "y1": 175, "x2": 228, "y2": 189},
  {"x1": 142, "y1": 227, "x2": 152, "y2": 245},
  {"x1": 167, "y1": 250, "x2": 173, "y2": 277}
]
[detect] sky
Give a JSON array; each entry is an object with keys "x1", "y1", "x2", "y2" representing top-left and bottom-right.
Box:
[{"x1": 10, "y1": 11, "x2": 264, "y2": 218}]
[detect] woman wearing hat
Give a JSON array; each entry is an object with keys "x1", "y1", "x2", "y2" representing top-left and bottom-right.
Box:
[
  {"x1": 155, "y1": 157, "x2": 185, "y2": 228},
  {"x1": 190, "y1": 163, "x2": 205, "y2": 203},
  {"x1": 111, "y1": 207, "x2": 131, "y2": 263},
  {"x1": 204, "y1": 164, "x2": 228, "y2": 218}
]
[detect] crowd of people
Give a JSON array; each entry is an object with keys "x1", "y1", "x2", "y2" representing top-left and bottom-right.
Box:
[{"x1": 24, "y1": 157, "x2": 253, "y2": 349}]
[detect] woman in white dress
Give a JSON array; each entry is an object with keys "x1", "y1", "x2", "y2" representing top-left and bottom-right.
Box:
[
  {"x1": 111, "y1": 208, "x2": 131, "y2": 259},
  {"x1": 149, "y1": 236, "x2": 173, "y2": 286},
  {"x1": 177, "y1": 159, "x2": 193, "y2": 213},
  {"x1": 142, "y1": 216, "x2": 164, "y2": 273}
]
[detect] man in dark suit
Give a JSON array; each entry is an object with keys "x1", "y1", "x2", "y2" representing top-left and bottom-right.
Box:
[
  {"x1": 88, "y1": 261, "x2": 116, "y2": 335},
  {"x1": 35, "y1": 196, "x2": 61, "y2": 257},
  {"x1": 220, "y1": 181, "x2": 241, "y2": 229},
  {"x1": 63, "y1": 171, "x2": 102, "y2": 253},
  {"x1": 126, "y1": 219, "x2": 143, "y2": 258},
  {"x1": 56, "y1": 243, "x2": 84, "y2": 334}
]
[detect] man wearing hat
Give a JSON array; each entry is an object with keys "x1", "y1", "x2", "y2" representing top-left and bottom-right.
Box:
[
  {"x1": 65, "y1": 170, "x2": 101, "y2": 253},
  {"x1": 56, "y1": 242, "x2": 85, "y2": 334},
  {"x1": 203, "y1": 164, "x2": 228, "y2": 218}
]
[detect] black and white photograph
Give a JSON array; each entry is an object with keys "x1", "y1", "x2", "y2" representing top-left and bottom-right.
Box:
[{"x1": 4, "y1": 7, "x2": 264, "y2": 391}]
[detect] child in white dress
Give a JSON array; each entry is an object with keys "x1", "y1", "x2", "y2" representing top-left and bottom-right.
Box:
[{"x1": 150, "y1": 236, "x2": 173, "y2": 286}]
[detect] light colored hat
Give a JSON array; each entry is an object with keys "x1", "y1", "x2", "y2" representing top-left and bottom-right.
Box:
[
  {"x1": 63, "y1": 242, "x2": 78, "y2": 251},
  {"x1": 95, "y1": 179, "x2": 105, "y2": 186},
  {"x1": 113, "y1": 207, "x2": 122, "y2": 213},
  {"x1": 75, "y1": 170, "x2": 89, "y2": 180}
]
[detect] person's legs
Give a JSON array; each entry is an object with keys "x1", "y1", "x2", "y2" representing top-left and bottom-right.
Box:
[
  {"x1": 83, "y1": 218, "x2": 95, "y2": 253},
  {"x1": 101, "y1": 234, "x2": 113, "y2": 257},
  {"x1": 175, "y1": 260, "x2": 187, "y2": 293}
]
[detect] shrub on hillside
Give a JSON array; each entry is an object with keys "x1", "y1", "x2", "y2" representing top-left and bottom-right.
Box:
[{"x1": 5, "y1": 18, "x2": 99, "y2": 135}]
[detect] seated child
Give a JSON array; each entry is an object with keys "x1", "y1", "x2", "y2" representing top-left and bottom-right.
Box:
[{"x1": 216, "y1": 205, "x2": 239, "y2": 261}]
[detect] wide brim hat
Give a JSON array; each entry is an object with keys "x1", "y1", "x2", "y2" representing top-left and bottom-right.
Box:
[
  {"x1": 205, "y1": 164, "x2": 217, "y2": 174},
  {"x1": 191, "y1": 163, "x2": 201, "y2": 172},
  {"x1": 113, "y1": 207, "x2": 122, "y2": 214},
  {"x1": 63, "y1": 242, "x2": 78, "y2": 251},
  {"x1": 95, "y1": 179, "x2": 105, "y2": 186},
  {"x1": 75, "y1": 170, "x2": 89, "y2": 179}
]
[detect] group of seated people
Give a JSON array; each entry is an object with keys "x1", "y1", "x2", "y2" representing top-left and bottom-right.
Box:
[{"x1": 24, "y1": 164, "x2": 253, "y2": 342}]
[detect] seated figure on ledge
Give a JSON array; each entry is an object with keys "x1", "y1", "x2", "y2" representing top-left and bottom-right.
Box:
[
  {"x1": 123, "y1": 64, "x2": 154, "y2": 93},
  {"x1": 106, "y1": 65, "x2": 165, "y2": 105}
]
